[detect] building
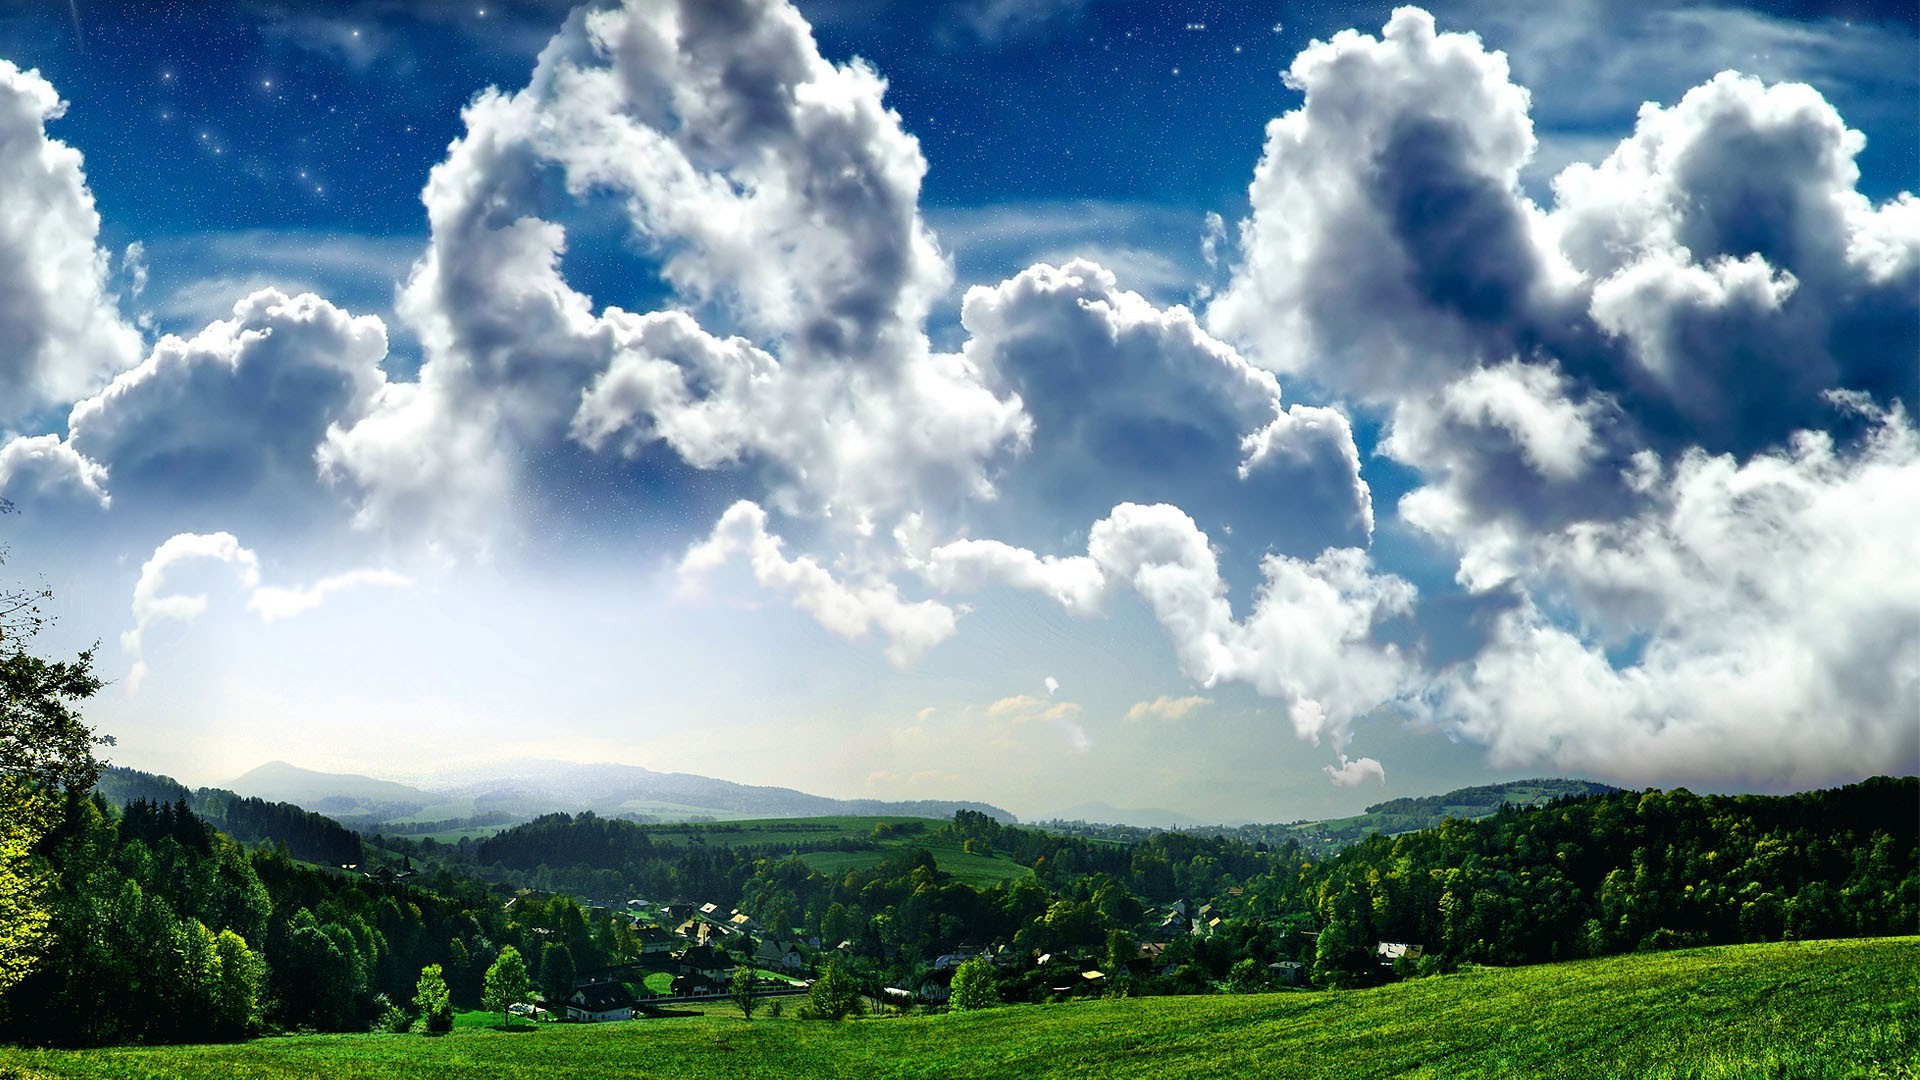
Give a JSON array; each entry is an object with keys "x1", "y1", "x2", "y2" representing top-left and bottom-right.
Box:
[
  {"x1": 565, "y1": 982, "x2": 634, "y2": 1022},
  {"x1": 1377, "y1": 941, "x2": 1423, "y2": 959}
]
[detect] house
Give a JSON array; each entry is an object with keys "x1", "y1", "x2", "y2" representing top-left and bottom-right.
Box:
[
  {"x1": 678, "y1": 944, "x2": 730, "y2": 980},
  {"x1": 675, "y1": 919, "x2": 722, "y2": 946},
  {"x1": 729, "y1": 911, "x2": 754, "y2": 931},
  {"x1": 1269, "y1": 960, "x2": 1307, "y2": 986},
  {"x1": 671, "y1": 972, "x2": 723, "y2": 997},
  {"x1": 635, "y1": 925, "x2": 677, "y2": 954},
  {"x1": 698, "y1": 902, "x2": 723, "y2": 919},
  {"x1": 754, "y1": 940, "x2": 806, "y2": 974},
  {"x1": 1377, "y1": 941, "x2": 1423, "y2": 960},
  {"x1": 565, "y1": 982, "x2": 634, "y2": 1022},
  {"x1": 916, "y1": 967, "x2": 955, "y2": 1003}
]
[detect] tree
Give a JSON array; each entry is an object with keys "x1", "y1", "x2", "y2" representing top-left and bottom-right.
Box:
[
  {"x1": 948, "y1": 956, "x2": 999, "y2": 1011},
  {"x1": 483, "y1": 946, "x2": 532, "y2": 1028},
  {"x1": 539, "y1": 942, "x2": 575, "y2": 1004},
  {"x1": 1226, "y1": 957, "x2": 1266, "y2": 993},
  {"x1": 210, "y1": 929, "x2": 264, "y2": 1039},
  {"x1": 730, "y1": 965, "x2": 759, "y2": 1020},
  {"x1": 0, "y1": 513, "x2": 108, "y2": 997},
  {"x1": 414, "y1": 963, "x2": 453, "y2": 1033},
  {"x1": 804, "y1": 957, "x2": 862, "y2": 1021}
]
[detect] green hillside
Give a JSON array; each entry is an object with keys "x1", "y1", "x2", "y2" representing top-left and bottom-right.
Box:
[
  {"x1": 1279, "y1": 777, "x2": 1620, "y2": 856},
  {"x1": 1, "y1": 937, "x2": 1910, "y2": 1079}
]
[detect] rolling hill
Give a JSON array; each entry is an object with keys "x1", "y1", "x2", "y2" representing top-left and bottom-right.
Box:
[{"x1": 222, "y1": 759, "x2": 1015, "y2": 831}]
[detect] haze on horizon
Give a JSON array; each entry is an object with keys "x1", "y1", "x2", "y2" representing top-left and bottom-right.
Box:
[{"x1": 0, "y1": 0, "x2": 1914, "y2": 825}]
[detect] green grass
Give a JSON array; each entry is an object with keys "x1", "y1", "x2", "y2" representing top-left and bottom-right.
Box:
[
  {"x1": 2, "y1": 938, "x2": 1912, "y2": 1079},
  {"x1": 802, "y1": 834, "x2": 1032, "y2": 887},
  {"x1": 625, "y1": 815, "x2": 939, "y2": 848}
]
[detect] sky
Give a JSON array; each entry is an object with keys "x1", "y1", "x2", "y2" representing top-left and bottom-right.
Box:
[{"x1": 0, "y1": 0, "x2": 1914, "y2": 824}]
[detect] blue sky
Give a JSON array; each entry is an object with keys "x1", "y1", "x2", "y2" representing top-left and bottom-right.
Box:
[{"x1": 0, "y1": 0, "x2": 1914, "y2": 822}]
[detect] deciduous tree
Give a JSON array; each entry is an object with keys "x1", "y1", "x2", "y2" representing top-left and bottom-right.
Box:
[
  {"x1": 414, "y1": 963, "x2": 453, "y2": 1033},
  {"x1": 948, "y1": 956, "x2": 998, "y2": 1011},
  {"x1": 483, "y1": 946, "x2": 531, "y2": 1027}
]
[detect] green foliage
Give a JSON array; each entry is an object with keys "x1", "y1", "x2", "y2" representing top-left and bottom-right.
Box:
[
  {"x1": 484, "y1": 947, "x2": 532, "y2": 1028},
  {"x1": 729, "y1": 965, "x2": 758, "y2": 1020},
  {"x1": 805, "y1": 958, "x2": 863, "y2": 1021},
  {"x1": 413, "y1": 965, "x2": 453, "y2": 1034},
  {"x1": 0, "y1": 553, "x2": 106, "y2": 1000},
  {"x1": 538, "y1": 943, "x2": 575, "y2": 1004},
  {"x1": 948, "y1": 957, "x2": 998, "y2": 1011}
]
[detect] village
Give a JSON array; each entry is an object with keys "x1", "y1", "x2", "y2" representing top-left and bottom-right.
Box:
[{"x1": 533, "y1": 893, "x2": 1422, "y2": 1023}]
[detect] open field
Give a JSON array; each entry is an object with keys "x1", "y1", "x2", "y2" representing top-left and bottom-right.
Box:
[
  {"x1": 801, "y1": 834, "x2": 1034, "y2": 887},
  {"x1": 1, "y1": 937, "x2": 1912, "y2": 1079},
  {"x1": 618, "y1": 816, "x2": 939, "y2": 850}
]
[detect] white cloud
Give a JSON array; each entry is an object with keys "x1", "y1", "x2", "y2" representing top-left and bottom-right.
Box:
[
  {"x1": 1123, "y1": 694, "x2": 1212, "y2": 723},
  {"x1": 1208, "y1": 7, "x2": 1916, "y2": 789},
  {"x1": 3, "y1": 288, "x2": 389, "y2": 525},
  {"x1": 681, "y1": 501, "x2": 959, "y2": 668},
  {"x1": 982, "y1": 692, "x2": 1090, "y2": 753},
  {"x1": 959, "y1": 258, "x2": 1373, "y2": 546},
  {"x1": 1208, "y1": 6, "x2": 1562, "y2": 396},
  {"x1": 915, "y1": 537, "x2": 1107, "y2": 616},
  {"x1": 0, "y1": 60, "x2": 143, "y2": 424},
  {"x1": 121, "y1": 531, "x2": 410, "y2": 691},
  {"x1": 930, "y1": 502, "x2": 1416, "y2": 758},
  {"x1": 248, "y1": 568, "x2": 412, "y2": 622},
  {"x1": 1436, "y1": 401, "x2": 1920, "y2": 786},
  {"x1": 121, "y1": 533, "x2": 260, "y2": 692},
  {"x1": 0, "y1": 435, "x2": 108, "y2": 508},
  {"x1": 1324, "y1": 753, "x2": 1387, "y2": 787},
  {"x1": 1043, "y1": 675, "x2": 1059, "y2": 696},
  {"x1": 322, "y1": 0, "x2": 1029, "y2": 544}
]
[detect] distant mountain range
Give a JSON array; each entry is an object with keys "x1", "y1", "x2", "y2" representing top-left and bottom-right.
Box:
[
  {"x1": 223, "y1": 759, "x2": 1017, "y2": 830},
  {"x1": 1040, "y1": 801, "x2": 1215, "y2": 829}
]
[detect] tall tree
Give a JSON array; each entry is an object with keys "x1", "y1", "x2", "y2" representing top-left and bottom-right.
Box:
[
  {"x1": 484, "y1": 946, "x2": 532, "y2": 1028},
  {"x1": 0, "y1": 514, "x2": 107, "y2": 997},
  {"x1": 539, "y1": 942, "x2": 575, "y2": 1004}
]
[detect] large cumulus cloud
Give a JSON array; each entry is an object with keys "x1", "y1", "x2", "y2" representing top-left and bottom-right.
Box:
[
  {"x1": 1209, "y1": 6, "x2": 1920, "y2": 784},
  {"x1": 955, "y1": 259, "x2": 1372, "y2": 553},
  {"x1": 321, "y1": 0, "x2": 1029, "y2": 543},
  {"x1": 1, "y1": 289, "x2": 390, "y2": 519},
  {"x1": 0, "y1": 60, "x2": 143, "y2": 426}
]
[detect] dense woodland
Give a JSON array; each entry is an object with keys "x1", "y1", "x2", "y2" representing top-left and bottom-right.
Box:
[{"x1": 0, "y1": 765, "x2": 1910, "y2": 1046}]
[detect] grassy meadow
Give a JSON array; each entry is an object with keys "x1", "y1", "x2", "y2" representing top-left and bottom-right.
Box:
[{"x1": 0, "y1": 937, "x2": 1911, "y2": 1079}]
